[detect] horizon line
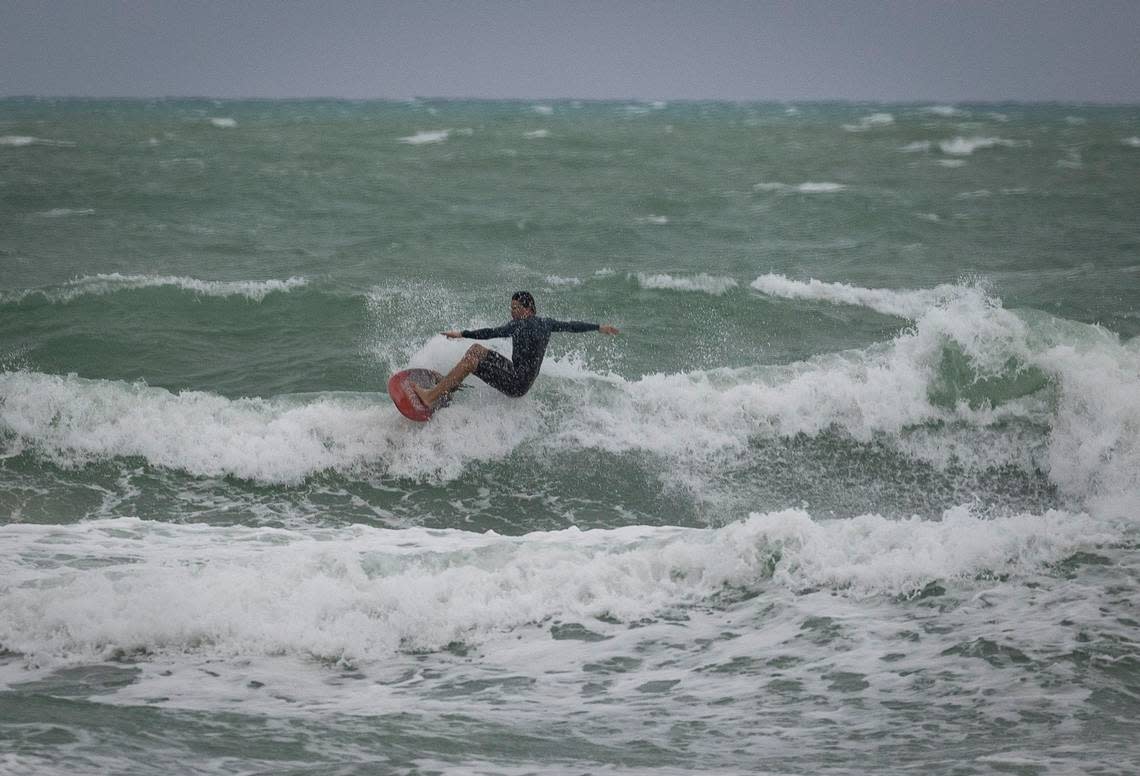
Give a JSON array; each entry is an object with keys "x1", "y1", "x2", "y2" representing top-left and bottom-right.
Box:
[{"x1": 4, "y1": 94, "x2": 1140, "y2": 107}]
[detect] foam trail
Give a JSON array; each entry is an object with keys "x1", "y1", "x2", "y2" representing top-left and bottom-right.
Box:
[
  {"x1": 37, "y1": 208, "x2": 95, "y2": 218},
  {"x1": 634, "y1": 273, "x2": 738, "y2": 295},
  {"x1": 750, "y1": 273, "x2": 968, "y2": 319},
  {"x1": 939, "y1": 136, "x2": 1022, "y2": 156},
  {"x1": 754, "y1": 182, "x2": 847, "y2": 194},
  {"x1": 923, "y1": 105, "x2": 966, "y2": 117},
  {"x1": 0, "y1": 368, "x2": 542, "y2": 484},
  {"x1": 843, "y1": 113, "x2": 894, "y2": 132},
  {"x1": 1, "y1": 274, "x2": 309, "y2": 304},
  {"x1": 0, "y1": 505, "x2": 1118, "y2": 666},
  {"x1": 0, "y1": 135, "x2": 75, "y2": 147},
  {"x1": 399, "y1": 130, "x2": 450, "y2": 145},
  {"x1": 544, "y1": 275, "x2": 581, "y2": 286},
  {"x1": 208, "y1": 118, "x2": 237, "y2": 128}
]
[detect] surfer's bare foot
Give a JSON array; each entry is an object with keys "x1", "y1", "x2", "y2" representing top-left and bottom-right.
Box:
[{"x1": 412, "y1": 384, "x2": 435, "y2": 406}]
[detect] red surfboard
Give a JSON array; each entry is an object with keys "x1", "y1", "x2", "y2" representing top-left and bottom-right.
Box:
[{"x1": 388, "y1": 368, "x2": 451, "y2": 422}]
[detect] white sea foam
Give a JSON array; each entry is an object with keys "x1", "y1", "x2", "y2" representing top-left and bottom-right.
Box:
[
  {"x1": 750, "y1": 273, "x2": 968, "y2": 320},
  {"x1": 900, "y1": 141, "x2": 932, "y2": 153},
  {"x1": 0, "y1": 503, "x2": 1117, "y2": 668},
  {"x1": 208, "y1": 117, "x2": 237, "y2": 128},
  {"x1": 36, "y1": 208, "x2": 95, "y2": 218},
  {"x1": 523, "y1": 129, "x2": 550, "y2": 139},
  {"x1": 1122, "y1": 137, "x2": 1140, "y2": 148},
  {"x1": 634, "y1": 273, "x2": 737, "y2": 295},
  {"x1": 842, "y1": 113, "x2": 894, "y2": 132},
  {"x1": 938, "y1": 159, "x2": 967, "y2": 168},
  {"x1": 754, "y1": 181, "x2": 847, "y2": 194},
  {"x1": 923, "y1": 105, "x2": 966, "y2": 117},
  {"x1": 544, "y1": 275, "x2": 581, "y2": 286},
  {"x1": 531, "y1": 105, "x2": 554, "y2": 115},
  {"x1": 399, "y1": 130, "x2": 450, "y2": 145},
  {"x1": 0, "y1": 135, "x2": 75, "y2": 147},
  {"x1": 1064, "y1": 116, "x2": 1087, "y2": 126},
  {"x1": 0, "y1": 274, "x2": 309, "y2": 305},
  {"x1": 637, "y1": 215, "x2": 669, "y2": 225},
  {"x1": 938, "y1": 136, "x2": 1023, "y2": 156},
  {"x1": 3, "y1": 281, "x2": 1136, "y2": 514}
]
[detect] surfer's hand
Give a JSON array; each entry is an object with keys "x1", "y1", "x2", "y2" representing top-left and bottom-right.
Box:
[
  {"x1": 443, "y1": 330, "x2": 463, "y2": 338},
  {"x1": 599, "y1": 325, "x2": 619, "y2": 335}
]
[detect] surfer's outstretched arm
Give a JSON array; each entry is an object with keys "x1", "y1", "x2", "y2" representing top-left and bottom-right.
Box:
[{"x1": 548, "y1": 320, "x2": 619, "y2": 335}]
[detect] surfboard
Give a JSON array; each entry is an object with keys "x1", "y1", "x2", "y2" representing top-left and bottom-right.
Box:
[{"x1": 387, "y1": 368, "x2": 451, "y2": 422}]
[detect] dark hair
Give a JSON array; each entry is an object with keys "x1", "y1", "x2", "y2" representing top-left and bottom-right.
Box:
[{"x1": 511, "y1": 291, "x2": 536, "y2": 312}]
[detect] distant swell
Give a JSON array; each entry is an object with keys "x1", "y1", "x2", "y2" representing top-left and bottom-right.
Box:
[{"x1": 1, "y1": 274, "x2": 309, "y2": 304}]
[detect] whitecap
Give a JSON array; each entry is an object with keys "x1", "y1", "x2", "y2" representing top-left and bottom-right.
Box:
[
  {"x1": 544, "y1": 275, "x2": 582, "y2": 286},
  {"x1": 1122, "y1": 137, "x2": 1140, "y2": 148},
  {"x1": 0, "y1": 135, "x2": 75, "y2": 147},
  {"x1": 634, "y1": 272, "x2": 737, "y2": 295},
  {"x1": 0, "y1": 504, "x2": 1118, "y2": 669},
  {"x1": 754, "y1": 181, "x2": 847, "y2": 194},
  {"x1": 939, "y1": 136, "x2": 1023, "y2": 156},
  {"x1": 532, "y1": 105, "x2": 554, "y2": 115},
  {"x1": 842, "y1": 112, "x2": 895, "y2": 132},
  {"x1": 1, "y1": 274, "x2": 308, "y2": 305},
  {"x1": 209, "y1": 117, "x2": 237, "y2": 128},
  {"x1": 923, "y1": 105, "x2": 966, "y2": 117},
  {"x1": 523, "y1": 129, "x2": 550, "y2": 139},
  {"x1": 399, "y1": 130, "x2": 450, "y2": 145},
  {"x1": 900, "y1": 141, "x2": 932, "y2": 153},
  {"x1": 637, "y1": 215, "x2": 669, "y2": 225},
  {"x1": 749, "y1": 273, "x2": 969, "y2": 319},
  {"x1": 37, "y1": 208, "x2": 95, "y2": 218}
]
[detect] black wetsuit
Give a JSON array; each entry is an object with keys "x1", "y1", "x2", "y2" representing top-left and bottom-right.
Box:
[{"x1": 462, "y1": 317, "x2": 600, "y2": 397}]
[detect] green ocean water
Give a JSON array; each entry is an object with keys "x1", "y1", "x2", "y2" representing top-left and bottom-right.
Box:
[{"x1": 1, "y1": 99, "x2": 1138, "y2": 775}]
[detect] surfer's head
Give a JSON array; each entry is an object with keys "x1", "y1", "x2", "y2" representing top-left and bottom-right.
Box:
[{"x1": 510, "y1": 291, "x2": 536, "y2": 318}]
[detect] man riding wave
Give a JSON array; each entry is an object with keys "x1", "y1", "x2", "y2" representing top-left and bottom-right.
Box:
[{"x1": 412, "y1": 291, "x2": 619, "y2": 407}]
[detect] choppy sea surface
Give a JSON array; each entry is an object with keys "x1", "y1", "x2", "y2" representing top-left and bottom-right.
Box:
[{"x1": 1, "y1": 98, "x2": 1138, "y2": 775}]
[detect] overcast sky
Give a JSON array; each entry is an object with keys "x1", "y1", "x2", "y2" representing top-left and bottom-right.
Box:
[{"x1": 2, "y1": 1, "x2": 1138, "y2": 102}]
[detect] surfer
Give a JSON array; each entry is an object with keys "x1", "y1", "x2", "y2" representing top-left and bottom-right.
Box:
[{"x1": 412, "y1": 291, "x2": 619, "y2": 406}]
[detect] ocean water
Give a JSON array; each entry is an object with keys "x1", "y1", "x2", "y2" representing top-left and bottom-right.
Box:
[{"x1": 1, "y1": 98, "x2": 1138, "y2": 775}]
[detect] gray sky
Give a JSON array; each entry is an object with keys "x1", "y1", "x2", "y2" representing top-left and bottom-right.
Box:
[{"x1": 2, "y1": 1, "x2": 1138, "y2": 102}]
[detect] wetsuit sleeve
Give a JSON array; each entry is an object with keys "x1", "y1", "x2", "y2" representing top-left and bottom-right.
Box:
[
  {"x1": 460, "y1": 322, "x2": 516, "y2": 339},
  {"x1": 548, "y1": 320, "x2": 601, "y2": 333}
]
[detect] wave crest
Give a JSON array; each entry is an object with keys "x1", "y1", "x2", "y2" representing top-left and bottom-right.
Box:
[{"x1": 2, "y1": 274, "x2": 309, "y2": 304}]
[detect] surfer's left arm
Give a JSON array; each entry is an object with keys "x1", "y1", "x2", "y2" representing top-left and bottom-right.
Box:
[{"x1": 550, "y1": 320, "x2": 619, "y2": 335}]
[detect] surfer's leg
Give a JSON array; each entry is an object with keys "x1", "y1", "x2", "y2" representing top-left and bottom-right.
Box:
[{"x1": 413, "y1": 345, "x2": 488, "y2": 405}]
